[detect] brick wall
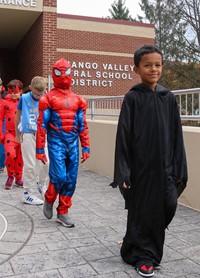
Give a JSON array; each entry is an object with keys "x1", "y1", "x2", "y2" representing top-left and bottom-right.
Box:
[
  {"x1": 17, "y1": 15, "x2": 44, "y2": 87},
  {"x1": 0, "y1": 0, "x2": 154, "y2": 95},
  {"x1": 43, "y1": 0, "x2": 56, "y2": 7},
  {"x1": 42, "y1": 0, "x2": 57, "y2": 80},
  {"x1": 56, "y1": 53, "x2": 139, "y2": 96},
  {"x1": 56, "y1": 17, "x2": 154, "y2": 96},
  {"x1": 42, "y1": 11, "x2": 57, "y2": 79},
  {"x1": 57, "y1": 29, "x2": 153, "y2": 54},
  {"x1": 17, "y1": 1, "x2": 57, "y2": 86}
]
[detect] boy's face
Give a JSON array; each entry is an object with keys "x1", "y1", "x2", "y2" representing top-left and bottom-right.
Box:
[
  {"x1": 8, "y1": 86, "x2": 22, "y2": 99},
  {"x1": 31, "y1": 87, "x2": 45, "y2": 99},
  {"x1": 134, "y1": 52, "x2": 162, "y2": 90}
]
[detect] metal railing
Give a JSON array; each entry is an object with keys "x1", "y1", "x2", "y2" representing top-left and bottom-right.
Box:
[{"x1": 86, "y1": 88, "x2": 200, "y2": 121}]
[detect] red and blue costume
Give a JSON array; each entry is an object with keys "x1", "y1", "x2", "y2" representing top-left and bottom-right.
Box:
[
  {"x1": 36, "y1": 58, "x2": 90, "y2": 215},
  {"x1": 0, "y1": 85, "x2": 24, "y2": 183}
]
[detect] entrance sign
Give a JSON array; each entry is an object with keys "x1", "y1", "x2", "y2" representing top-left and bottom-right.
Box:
[
  {"x1": 0, "y1": 0, "x2": 36, "y2": 7},
  {"x1": 0, "y1": 0, "x2": 43, "y2": 11},
  {"x1": 71, "y1": 61, "x2": 134, "y2": 88}
]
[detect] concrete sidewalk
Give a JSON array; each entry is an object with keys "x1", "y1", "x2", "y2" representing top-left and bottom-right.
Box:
[{"x1": 0, "y1": 167, "x2": 200, "y2": 277}]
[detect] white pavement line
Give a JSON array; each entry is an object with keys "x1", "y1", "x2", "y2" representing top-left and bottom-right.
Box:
[{"x1": 0, "y1": 213, "x2": 7, "y2": 240}]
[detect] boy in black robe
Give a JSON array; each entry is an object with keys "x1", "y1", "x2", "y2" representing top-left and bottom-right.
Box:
[{"x1": 110, "y1": 45, "x2": 188, "y2": 277}]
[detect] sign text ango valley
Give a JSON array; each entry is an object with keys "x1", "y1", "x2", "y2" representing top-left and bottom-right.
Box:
[{"x1": 71, "y1": 62, "x2": 134, "y2": 88}]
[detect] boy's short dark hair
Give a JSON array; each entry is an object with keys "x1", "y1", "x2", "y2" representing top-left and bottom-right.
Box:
[
  {"x1": 7, "y1": 79, "x2": 23, "y2": 90},
  {"x1": 134, "y1": 45, "x2": 163, "y2": 67}
]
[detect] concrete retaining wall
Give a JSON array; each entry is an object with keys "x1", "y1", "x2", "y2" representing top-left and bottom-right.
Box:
[{"x1": 83, "y1": 120, "x2": 200, "y2": 211}]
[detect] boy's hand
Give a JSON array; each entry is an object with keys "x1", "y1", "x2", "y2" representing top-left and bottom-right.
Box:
[
  {"x1": 15, "y1": 134, "x2": 21, "y2": 143},
  {"x1": 176, "y1": 178, "x2": 182, "y2": 183},
  {"x1": 36, "y1": 153, "x2": 48, "y2": 164},
  {"x1": 122, "y1": 182, "x2": 130, "y2": 189},
  {"x1": 81, "y1": 152, "x2": 90, "y2": 163}
]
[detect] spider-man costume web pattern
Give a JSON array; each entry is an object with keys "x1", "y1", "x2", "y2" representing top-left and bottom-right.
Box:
[{"x1": 36, "y1": 58, "x2": 90, "y2": 214}]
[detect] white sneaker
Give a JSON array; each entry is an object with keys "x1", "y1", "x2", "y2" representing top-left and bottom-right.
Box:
[
  {"x1": 22, "y1": 191, "x2": 44, "y2": 205},
  {"x1": 36, "y1": 182, "x2": 47, "y2": 199}
]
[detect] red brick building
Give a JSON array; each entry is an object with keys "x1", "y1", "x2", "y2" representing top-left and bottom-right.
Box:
[{"x1": 0, "y1": 0, "x2": 154, "y2": 96}]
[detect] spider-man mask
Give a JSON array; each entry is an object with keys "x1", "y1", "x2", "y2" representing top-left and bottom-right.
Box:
[
  {"x1": 52, "y1": 58, "x2": 72, "y2": 89},
  {"x1": 7, "y1": 85, "x2": 20, "y2": 94}
]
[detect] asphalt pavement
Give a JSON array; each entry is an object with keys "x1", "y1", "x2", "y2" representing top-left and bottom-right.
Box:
[{"x1": 0, "y1": 167, "x2": 200, "y2": 278}]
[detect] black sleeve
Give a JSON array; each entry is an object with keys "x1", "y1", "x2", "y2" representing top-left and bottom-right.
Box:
[
  {"x1": 110, "y1": 93, "x2": 133, "y2": 188},
  {"x1": 173, "y1": 99, "x2": 188, "y2": 197}
]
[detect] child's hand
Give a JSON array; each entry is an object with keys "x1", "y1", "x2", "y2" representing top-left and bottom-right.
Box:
[
  {"x1": 15, "y1": 134, "x2": 21, "y2": 143},
  {"x1": 176, "y1": 178, "x2": 182, "y2": 183},
  {"x1": 122, "y1": 182, "x2": 130, "y2": 189},
  {"x1": 81, "y1": 152, "x2": 90, "y2": 163},
  {"x1": 36, "y1": 153, "x2": 48, "y2": 164}
]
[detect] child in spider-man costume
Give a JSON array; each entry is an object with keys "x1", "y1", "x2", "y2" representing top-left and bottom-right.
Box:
[
  {"x1": 36, "y1": 58, "x2": 90, "y2": 227},
  {"x1": 0, "y1": 79, "x2": 24, "y2": 189}
]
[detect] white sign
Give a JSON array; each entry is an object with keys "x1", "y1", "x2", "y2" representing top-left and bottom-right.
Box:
[
  {"x1": 71, "y1": 61, "x2": 134, "y2": 88},
  {"x1": 0, "y1": 0, "x2": 37, "y2": 7}
]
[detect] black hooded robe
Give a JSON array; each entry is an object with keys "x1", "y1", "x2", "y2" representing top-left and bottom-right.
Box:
[{"x1": 110, "y1": 84, "x2": 188, "y2": 267}]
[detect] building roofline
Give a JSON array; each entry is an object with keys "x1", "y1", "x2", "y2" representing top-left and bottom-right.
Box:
[{"x1": 57, "y1": 13, "x2": 154, "y2": 29}]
